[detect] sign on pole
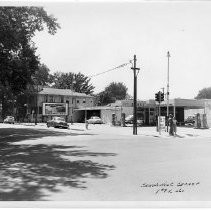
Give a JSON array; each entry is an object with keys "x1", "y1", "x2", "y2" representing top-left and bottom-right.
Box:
[{"x1": 158, "y1": 116, "x2": 166, "y2": 132}]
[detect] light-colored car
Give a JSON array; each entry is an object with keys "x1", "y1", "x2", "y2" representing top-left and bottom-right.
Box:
[
  {"x1": 3, "y1": 116, "x2": 15, "y2": 124},
  {"x1": 87, "y1": 116, "x2": 103, "y2": 124},
  {"x1": 125, "y1": 115, "x2": 134, "y2": 124},
  {"x1": 47, "y1": 116, "x2": 69, "y2": 129},
  {"x1": 125, "y1": 115, "x2": 144, "y2": 126}
]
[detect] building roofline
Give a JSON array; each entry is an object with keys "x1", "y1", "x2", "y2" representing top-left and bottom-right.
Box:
[{"x1": 38, "y1": 87, "x2": 94, "y2": 98}]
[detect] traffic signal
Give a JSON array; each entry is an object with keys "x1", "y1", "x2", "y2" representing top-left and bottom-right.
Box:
[
  {"x1": 155, "y1": 91, "x2": 164, "y2": 103},
  {"x1": 155, "y1": 93, "x2": 159, "y2": 102},
  {"x1": 160, "y1": 92, "x2": 164, "y2": 102}
]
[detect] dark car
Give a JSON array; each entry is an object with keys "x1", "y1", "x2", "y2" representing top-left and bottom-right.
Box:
[
  {"x1": 184, "y1": 116, "x2": 195, "y2": 126},
  {"x1": 47, "y1": 116, "x2": 69, "y2": 129}
]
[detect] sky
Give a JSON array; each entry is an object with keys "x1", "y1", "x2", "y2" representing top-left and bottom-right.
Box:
[{"x1": 8, "y1": 0, "x2": 211, "y2": 100}]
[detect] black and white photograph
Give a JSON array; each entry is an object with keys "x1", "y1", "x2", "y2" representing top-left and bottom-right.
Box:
[{"x1": 1, "y1": 0, "x2": 211, "y2": 207}]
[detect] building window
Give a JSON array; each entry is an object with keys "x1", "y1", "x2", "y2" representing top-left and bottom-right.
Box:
[
  {"x1": 61, "y1": 96, "x2": 64, "y2": 103},
  {"x1": 83, "y1": 99, "x2": 86, "y2": 104},
  {"x1": 49, "y1": 96, "x2": 54, "y2": 102},
  {"x1": 77, "y1": 100, "x2": 80, "y2": 104},
  {"x1": 44, "y1": 95, "x2": 48, "y2": 102},
  {"x1": 39, "y1": 107, "x2": 42, "y2": 114}
]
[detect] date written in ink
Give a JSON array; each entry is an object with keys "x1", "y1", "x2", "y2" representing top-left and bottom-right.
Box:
[{"x1": 155, "y1": 188, "x2": 184, "y2": 194}]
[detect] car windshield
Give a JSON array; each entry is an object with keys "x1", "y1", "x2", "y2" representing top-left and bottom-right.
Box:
[
  {"x1": 6, "y1": 116, "x2": 14, "y2": 119},
  {"x1": 91, "y1": 117, "x2": 100, "y2": 119},
  {"x1": 126, "y1": 115, "x2": 133, "y2": 119},
  {"x1": 54, "y1": 117, "x2": 65, "y2": 121}
]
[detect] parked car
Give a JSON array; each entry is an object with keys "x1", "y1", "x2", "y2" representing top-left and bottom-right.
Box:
[
  {"x1": 87, "y1": 116, "x2": 103, "y2": 124},
  {"x1": 125, "y1": 115, "x2": 144, "y2": 126},
  {"x1": 3, "y1": 116, "x2": 15, "y2": 124},
  {"x1": 47, "y1": 116, "x2": 69, "y2": 129},
  {"x1": 184, "y1": 116, "x2": 195, "y2": 126}
]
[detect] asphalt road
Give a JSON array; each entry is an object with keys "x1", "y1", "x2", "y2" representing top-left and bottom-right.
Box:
[{"x1": 0, "y1": 123, "x2": 211, "y2": 201}]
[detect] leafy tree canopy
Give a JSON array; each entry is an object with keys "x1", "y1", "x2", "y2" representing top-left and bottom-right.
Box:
[
  {"x1": 97, "y1": 82, "x2": 128, "y2": 106},
  {"x1": 104, "y1": 82, "x2": 128, "y2": 100},
  {"x1": 0, "y1": 7, "x2": 60, "y2": 117},
  {"x1": 33, "y1": 63, "x2": 54, "y2": 86},
  {"x1": 195, "y1": 87, "x2": 211, "y2": 99},
  {"x1": 50, "y1": 72, "x2": 95, "y2": 95}
]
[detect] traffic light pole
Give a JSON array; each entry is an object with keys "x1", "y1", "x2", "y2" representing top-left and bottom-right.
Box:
[
  {"x1": 131, "y1": 55, "x2": 140, "y2": 135},
  {"x1": 155, "y1": 91, "x2": 164, "y2": 135}
]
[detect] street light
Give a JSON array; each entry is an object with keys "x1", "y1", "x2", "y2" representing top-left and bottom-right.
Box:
[{"x1": 167, "y1": 51, "x2": 170, "y2": 132}]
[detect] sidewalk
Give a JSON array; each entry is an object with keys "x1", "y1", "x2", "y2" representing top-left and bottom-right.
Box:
[
  {"x1": 5, "y1": 122, "x2": 211, "y2": 139},
  {"x1": 139, "y1": 126, "x2": 211, "y2": 139},
  {"x1": 68, "y1": 123, "x2": 211, "y2": 139}
]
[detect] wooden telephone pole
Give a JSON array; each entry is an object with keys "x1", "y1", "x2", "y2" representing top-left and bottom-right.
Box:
[{"x1": 131, "y1": 55, "x2": 140, "y2": 135}]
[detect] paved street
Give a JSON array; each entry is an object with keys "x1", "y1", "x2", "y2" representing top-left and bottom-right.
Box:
[{"x1": 1, "y1": 123, "x2": 211, "y2": 201}]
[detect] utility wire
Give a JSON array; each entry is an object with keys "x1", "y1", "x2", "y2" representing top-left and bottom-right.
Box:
[{"x1": 90, "y1": 62, "x2": 131, "y2": 78}]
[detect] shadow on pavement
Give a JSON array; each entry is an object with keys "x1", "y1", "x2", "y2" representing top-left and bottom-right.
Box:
[
  {"x1": 174, "y1": 134, "x2": 185, "y2": 138},
  {"x1": 0, "y1": 128, "x2": 116, "y2": 201},
  {"x1": 0, "y1": 127, "x2": 95, "y2": 144},
  {"x1": 70, "y1": 128, "x2": 85, "y2": 131},
  {"x1": 186, "y1": 134, "x2": 199, "y2": 137}
]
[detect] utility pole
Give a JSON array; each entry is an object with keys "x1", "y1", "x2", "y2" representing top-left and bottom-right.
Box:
[
  {"x1": 167, "y1": 51, "x2": 170, "y2": 132},
  {"x1": 131, "y1": 55, "x2": 140, "y2": 135},
  {"x1": 161, "y1": 87, "x2": 165, "y2": 131}
]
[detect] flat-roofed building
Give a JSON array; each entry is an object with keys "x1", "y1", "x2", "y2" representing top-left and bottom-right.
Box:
[{"x1": 76, "y1": 98, "x2": 210, "y2": 125}]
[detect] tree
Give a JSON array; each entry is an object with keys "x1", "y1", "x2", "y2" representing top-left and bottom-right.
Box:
[
  {"x1": 51, "y1": 72, "x2": 95, "y2": 95},
  {"x1": 33, "y1": 64, "x2": 54, "y2": 86},
  {"x1": 104, "y1": 82, "x2": 128, "y2": 100},
  {"x1": 195, "y1": 87, "x2": 211, "y2": 99},
  {"x1": 97, "y1": 82, "x2": 128, "y2": 105},
  {"x1": 15, "y1": 63, "x2": 54, "y2": 120},
  {"x1": 96, "y1": 91, "x2": 116, "y2": 106},
  {"x1": 125, "y1": 93, "x2": 133, "y2": 100},
  {"x1": 0, "y1": 7, "x2": 60, "y2": 118}
]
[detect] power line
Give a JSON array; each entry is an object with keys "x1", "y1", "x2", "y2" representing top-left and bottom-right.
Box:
[{"x1": 90, "y1": 62, "x2": 130, "y2": 78}]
